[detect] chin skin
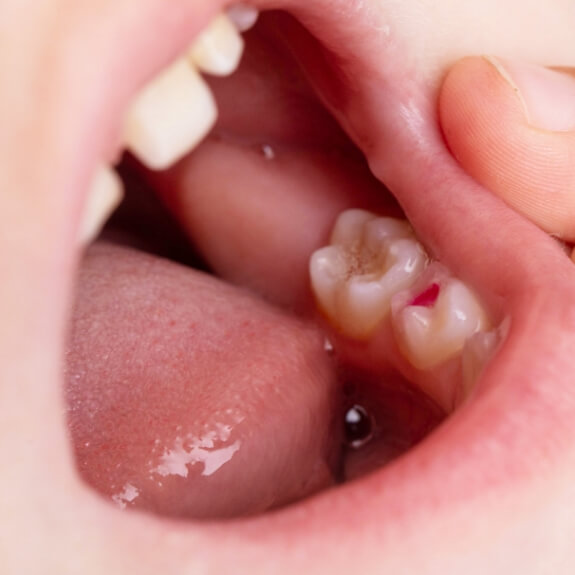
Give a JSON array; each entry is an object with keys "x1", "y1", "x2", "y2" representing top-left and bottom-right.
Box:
[{"x1": 2, "y1": 0, "x2": 575, "y2": 574}]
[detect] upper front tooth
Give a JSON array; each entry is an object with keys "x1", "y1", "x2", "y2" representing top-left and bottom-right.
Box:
[
  {"x1": 188, "y1": 14, "x2": 244, "y2": 77},
  {"x1": 310, "y1": 210, "x2": 428, "y2": 340},
  {"x1": 124, "y1": 58, "x2": 216, "y2": 170},
  {"x1": 80, "y1": 165, "x2": 123, "y2": 245},
  {"x1": 226, "y1": 4, "x2": 259, "y2": 32},
  {"x1": 392, "y1": 276, "x2": 491, "y2": 371}
]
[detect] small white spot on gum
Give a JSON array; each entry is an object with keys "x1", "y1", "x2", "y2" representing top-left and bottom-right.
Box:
[
  {"x1": 392, "y1": 270, "x2": 491, "y2": 371},
  {"x1": 261, "y1": 144, "x2": 275, "y2": 159},
  {"x1": 188, "y1": 13, "x2": 245, "y2": 77},
  {"x1": 124, "y1": 58, "x2": 217, "y2": 170},
  {"x1": 80, "y1": 165, "x2": 123, "y2": 245},
  {"x1": 310, "y1": 209, "x2": 428, "y2": 340}
]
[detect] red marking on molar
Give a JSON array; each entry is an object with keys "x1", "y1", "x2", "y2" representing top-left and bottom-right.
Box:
[{"x1": 409, "y1": 283, "x2": 440, "y2": 308}]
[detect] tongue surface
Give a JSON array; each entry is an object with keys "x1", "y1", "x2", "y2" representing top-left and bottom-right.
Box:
[{"x1": 66, "y1": 242, "x2": 340, "y2": 518}]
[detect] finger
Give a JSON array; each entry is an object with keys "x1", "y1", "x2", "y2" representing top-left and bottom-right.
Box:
[{"x1": 439, "y1": 56, "x2": 575, "y2": 241}]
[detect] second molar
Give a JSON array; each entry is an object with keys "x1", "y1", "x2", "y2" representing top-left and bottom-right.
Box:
[{"x1": 391, "y1": 263, "x2": 492, "y2": 372}]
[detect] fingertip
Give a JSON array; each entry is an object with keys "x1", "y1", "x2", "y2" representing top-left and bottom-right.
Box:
[{"x1": 439, "y1": 56, "x2": 575, "y2": 241}]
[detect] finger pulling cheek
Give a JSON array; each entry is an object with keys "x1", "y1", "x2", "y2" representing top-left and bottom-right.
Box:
[{"x1": 439, "y1": 56, "x2": 575, "y2": 242}]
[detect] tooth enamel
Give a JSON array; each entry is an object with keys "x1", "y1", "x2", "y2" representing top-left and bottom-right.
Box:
[
  {"x1": 329, "y1": 209, "x2": 414, "y2": 246},
  {"x1": 80, "y1": 165, "x2": 123, "y2": 245},
  {"x1": 310, "y1": 210, "x2": 428, "y2": 339},
  {"x1": 226, "y1": 4, "x2": 259, "y2": 32},
  {"x1": 392, "y1": 277, "x2": 491, "y2": 371},
  {"x1": 124, "y1": 58, "x2": 216, "y2": 170},
  {"x1": 188, "y1": 14, "x2": 244, "y2": 77},
  {"x1": 461, "y1": 329, "x2": 500, "y2": 398}
]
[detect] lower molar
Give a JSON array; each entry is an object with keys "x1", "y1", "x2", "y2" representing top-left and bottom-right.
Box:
[
  {"x1": 309, "y1": 209, "x2": 428, "y2": 339},
  {"x1": 391, "y1": 264, "x2": 492, "y2": 371}
]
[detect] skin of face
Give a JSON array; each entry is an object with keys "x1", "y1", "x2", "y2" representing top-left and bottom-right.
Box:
[{"x1": 2, "y1": 0, "x2": 575, "y2": 573}]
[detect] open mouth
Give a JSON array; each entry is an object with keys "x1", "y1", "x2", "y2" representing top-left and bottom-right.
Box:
[{"x1": 43, "y1": 0, "x2": 575, "y2": 571}]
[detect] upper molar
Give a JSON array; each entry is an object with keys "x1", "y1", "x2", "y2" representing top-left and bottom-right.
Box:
[
  {"x1": 391, "y1": 264, "x2": 491, "y2": 371},
  {"x1": 188, "y1": 13, "x2": 245, "y2": 77},
  {"x1": 310, "y1": 209, "x2": 428, "y2": 340}
]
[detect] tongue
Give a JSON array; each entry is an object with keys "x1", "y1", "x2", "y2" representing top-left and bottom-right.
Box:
[{"x1": 66, "y1": 242, "x2": 341, "y2": 519}]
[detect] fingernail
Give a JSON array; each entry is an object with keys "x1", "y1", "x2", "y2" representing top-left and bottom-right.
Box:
[{"x1": 485, "y1": 56, "x2": 575, "y2": 132}]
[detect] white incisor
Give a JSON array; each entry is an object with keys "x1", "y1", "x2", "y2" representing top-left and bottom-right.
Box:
[
  {"x1": 188, "y1": 13, "x2": 245, "y2": 76},
  {"x1": 80, "y1": 166, "x2": 124, "y2": 245},
  {"x1": 226, "y1": 4, "x2": 259, "y2": 32},
  {"x1": 124, "y1": 58, "x2": 217, "y2": 170}
]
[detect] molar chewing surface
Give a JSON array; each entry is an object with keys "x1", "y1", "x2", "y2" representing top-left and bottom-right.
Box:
[
  {"x1": 81, "y1": 6, "x2": 254, "y2": 245},
  {"x1": 310, "y1": 210, "x2": 496, "y2": 391},
  {"x1": 310, "y1": 209, "x2": 428, "y2": 340}
]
